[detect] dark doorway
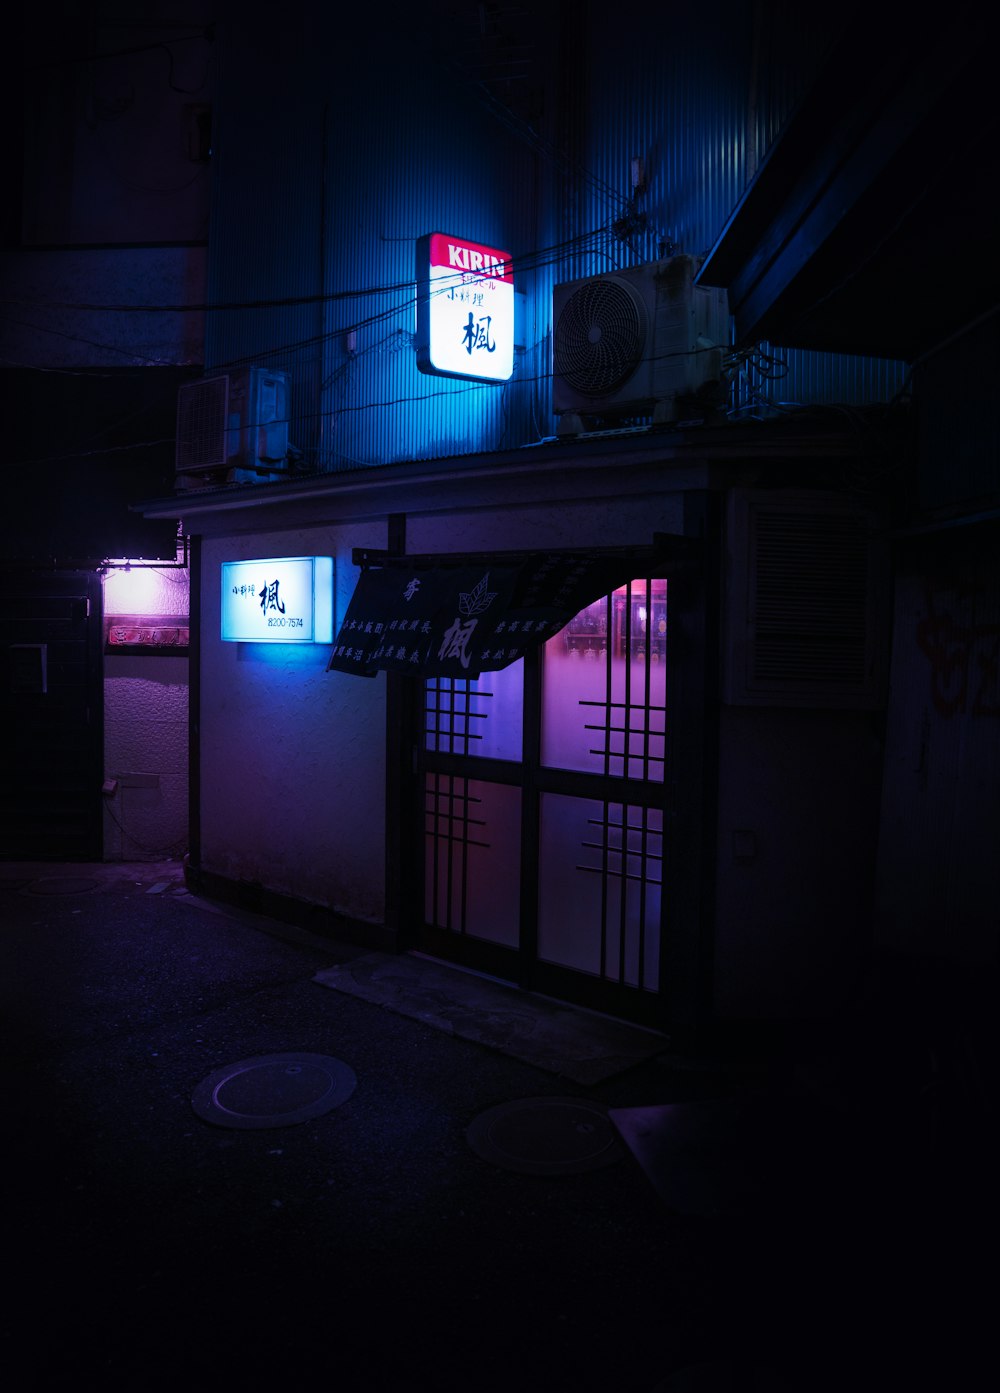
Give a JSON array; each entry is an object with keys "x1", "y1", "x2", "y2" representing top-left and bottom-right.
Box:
[{"x1": 0, "y1": 570, "x2": 104, "y2": 860}]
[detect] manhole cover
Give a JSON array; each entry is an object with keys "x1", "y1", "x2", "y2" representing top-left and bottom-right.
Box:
[
  {"x1": 466, "y1": 1096, "x2": 623, "y2": 1175},
  {"x1": 192, "y1": 1053, "x2": 357, "y2": 1130},
  {"x1": 655, "y1": 1362, "x2": 801, "y2": 1392},
  {"x1": 25, "y1": 876, "x2": 102, "y2": 896}
]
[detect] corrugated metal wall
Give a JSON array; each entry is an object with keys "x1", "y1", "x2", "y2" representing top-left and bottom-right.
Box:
[
  {"x1": 204, "y1": 10, "x2": 330, "y2": 469},
  {"x1": 318, "y1": 18, "x2": 540, "y2": 469},
  {"x1": 205, "y1": 0, "x2": 907, "y2": 473}
]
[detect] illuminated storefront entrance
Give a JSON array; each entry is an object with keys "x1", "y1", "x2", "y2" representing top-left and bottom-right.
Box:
[{"x1": 419, "y1": 578, "x2": 671, "y2": 1026}]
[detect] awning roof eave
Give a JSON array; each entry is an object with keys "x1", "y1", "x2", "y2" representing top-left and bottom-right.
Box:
[
  {"x1": 330, "y1": 538, "x2": 696, "y2": 681},
  {"x1": 350, "y1": 532, "x2": 702, "y2": 572}
]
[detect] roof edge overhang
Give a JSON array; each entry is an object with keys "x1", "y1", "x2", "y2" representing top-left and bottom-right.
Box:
[
  {"x1": 696, "y1": 2, "x2": 1000, "y2": 362},
  {"x1": 136, "y1": 417, "x2": 881, "y2": 533}
]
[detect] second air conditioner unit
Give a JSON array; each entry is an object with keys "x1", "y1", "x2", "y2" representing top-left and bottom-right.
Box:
[
  {"x1": 175, "y1": 366, "x2": 289, "y2": 488},
  {"x1": 552, "y1": 254, "x2": 729, "y2": 432}
]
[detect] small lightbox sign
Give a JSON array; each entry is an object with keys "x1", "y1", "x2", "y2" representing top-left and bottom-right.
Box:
[
  {"x1": 416, "y1": 232, "x2": 514, "y2": 383},
  {"x1": 221, "y1": 557, "x2": 334, "y2": 643}
]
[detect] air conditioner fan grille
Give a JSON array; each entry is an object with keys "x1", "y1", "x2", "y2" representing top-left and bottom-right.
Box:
[{"x1": 554, "y1": 279, "x2": 646, "y2": 396}]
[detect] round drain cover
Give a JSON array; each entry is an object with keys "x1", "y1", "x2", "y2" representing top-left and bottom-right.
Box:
[
  {"x1": 657, "y1": 1362, "x2": 800, "y2": 1391},
  {"x1": 192, "y1": 1052, "x2": 356, "y2": 1130},
  {"x1": 26, "y1": 876, "x2": 101, "y2": 896},
  {"x1": 466, "y1": 1096, "x2": 623, "y2": 1175}
]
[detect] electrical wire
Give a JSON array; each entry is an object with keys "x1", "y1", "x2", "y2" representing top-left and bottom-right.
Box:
[
  {"x1": 0, "y1": 330, "x2": 742, "y2": 470},
  {"x1": 0, "y1": 223, "x2": 638, "y2": 409},
  {"x1": 0, "y1": 316, "x2": 186, "y2": 368},
  {"x1": 3, "y1": 23, "x2": 913, "y2": 482},
  {"x1": 23, "y1": 28, "x2": 214, "y2": 75},
  {"x1": 0, "y1": 215, "x2": 704, "y2": 412},
  {"x1": 5, "y1": 342, "x2": 904, "y2": 472},
  {"x1": 0, "y1": 223, "x2": 623, "y2": 317}
]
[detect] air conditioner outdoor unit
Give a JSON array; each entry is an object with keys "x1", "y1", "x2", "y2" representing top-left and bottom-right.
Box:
[
  {"x1": 175, "y1": 367, "x2": 289, "y2": 487},
  {"x1": 552, "y1": 254, "x2": 729, "y2": 432}
]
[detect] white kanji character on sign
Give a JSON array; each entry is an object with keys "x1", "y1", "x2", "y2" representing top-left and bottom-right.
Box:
[{"x1": 438, "y1": 617, "x2": 477, "y2": 670}]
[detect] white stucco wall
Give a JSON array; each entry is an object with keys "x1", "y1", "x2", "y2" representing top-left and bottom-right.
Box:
[
  {"x1": 194, "y1": 483, "x2": 690, "y2": 924},
  {"x1": 199, "y1": 524, "x2": 388, "y2": 923},
  {"x1": 405, "y1": 490, "x2": 688, "y2": 553},
  {"x1": 189, "y1": 467, "x2": 888, "y2": 1020},
  {"x1": 191, "y1": 470, "x2": 696, "y2": 930},
  {"x1": 102, "y1": 559, "x2": 190, "y2": 861}
]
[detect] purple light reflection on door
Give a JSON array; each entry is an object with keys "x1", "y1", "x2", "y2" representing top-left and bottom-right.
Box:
[
  {"x1": 540, "y1": 580, "x2": 666, "y2": 780},
  {"x1": 425, "y1": 660, "x2": 524, "y2": 761},
  {"x1": 424, "y1": 775, "x2": 521, "y2": 948},
  {"x1": 419, "y1": 575, "x2": 668, "y2": 1015},
  {"x1": 538, "y1": 794, "x2": 662, "y2": 989}
]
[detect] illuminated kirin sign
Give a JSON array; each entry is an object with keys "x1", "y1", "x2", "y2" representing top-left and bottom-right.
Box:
[
  {"x1": 416, "y1": 233, "x2": 514, "y2": 383},
  {"x1": 221, "y1": 557, "x2": 334, "y2": 643}
]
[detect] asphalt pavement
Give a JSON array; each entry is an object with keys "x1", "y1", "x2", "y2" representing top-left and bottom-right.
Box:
[{"x1": 1, "y1": 860, "x2": 991, "y2": 1392}]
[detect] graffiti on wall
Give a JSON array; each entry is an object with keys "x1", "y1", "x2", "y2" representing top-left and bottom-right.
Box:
[{"x1": 915, "y1": 583, "x2": 1000, "y2": 718}]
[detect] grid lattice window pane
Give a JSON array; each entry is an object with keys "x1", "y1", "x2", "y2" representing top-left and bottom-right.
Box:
[
  {"x1": 540, "y1": 580, "x2": 666, "y2": 781},
  {"x1": 424, "y1": 775, "x2": 521, "y2": 947},
  {"x1": 537, "y1": 793, "x2": 662, "y2": 990},
  {"x1": 425, "y1": 660, "x2": 524, "y2": 761}
]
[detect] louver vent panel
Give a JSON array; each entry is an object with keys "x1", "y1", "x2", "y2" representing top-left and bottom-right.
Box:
[
  {"x1": 725, "y1": 492, "x2": 885, "y2": 708},
  {"x1": 753, "y1": 512, "x2": 870, "y2": 686}
]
